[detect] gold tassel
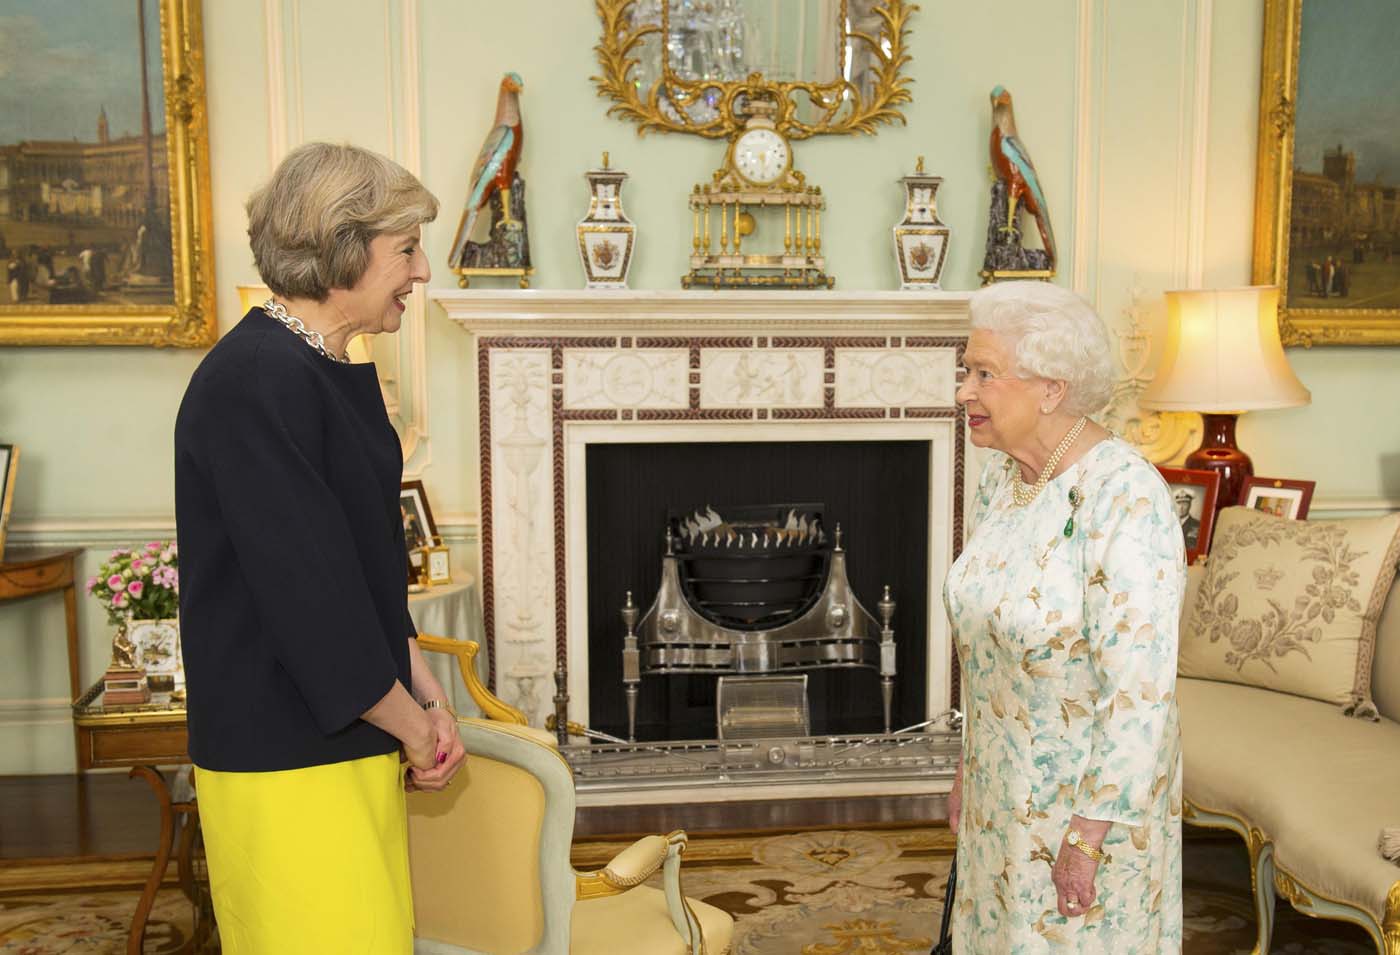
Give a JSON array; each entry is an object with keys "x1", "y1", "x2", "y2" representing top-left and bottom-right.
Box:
[{"x1": 1380, "y1": 828, "x2": 1400, "y2": 865}]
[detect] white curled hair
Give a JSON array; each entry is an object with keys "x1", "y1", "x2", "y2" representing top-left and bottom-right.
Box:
[{"x1": 967, "y1": 281, "x2": 1116, "y2": 416}]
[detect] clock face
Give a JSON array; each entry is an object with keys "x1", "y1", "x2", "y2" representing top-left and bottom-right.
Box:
[
  {"x1": 733, "y1": 128, "x2": 790, "y2": 185},
  {"x1": 429, "y1": 550, "x2": 450, "y2": 582}
]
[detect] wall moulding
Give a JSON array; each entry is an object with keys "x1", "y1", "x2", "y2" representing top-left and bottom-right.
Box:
[{"x1": 259, "y1": 0, "x2": 432, "y2": 475}]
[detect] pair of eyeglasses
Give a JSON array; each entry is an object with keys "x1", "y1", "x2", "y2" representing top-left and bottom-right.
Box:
[{"x1": 957, "y1": 366, "x2": 1022, "y2": 385}]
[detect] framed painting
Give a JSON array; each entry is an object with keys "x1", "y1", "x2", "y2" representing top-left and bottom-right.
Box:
[
  {"x1": 1253, "y1": 0, "x2": 1400, "y2": 346},
  {"x1": 1158, "y1": 466, "x2": 1221, "y2": 565},
  {"x1": 0, "y1": 0, "x2": 215, "y2": 347}
]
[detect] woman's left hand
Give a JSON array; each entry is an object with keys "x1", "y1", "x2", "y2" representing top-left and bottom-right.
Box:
[
  {"x1": 405, "y1": 708, "x2": 467, "y2": 793},
  {"x1": 1052, "y1": 814, "x2": 1110, "y2": 918},
  {"x1": 1052, "y1": 837, "x2": 1099, "y2": 917}
]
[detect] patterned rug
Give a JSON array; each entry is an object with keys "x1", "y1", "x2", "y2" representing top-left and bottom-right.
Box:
[
  {"x1": 0, "y1": 888, "x2": 192, "y2": 954},
  {"x1": 0, "y1": 830, "x2": 1377, "y2": 953},
  {"x1": 581, "y1": 827, "x2": 1375, "y2": 955}
]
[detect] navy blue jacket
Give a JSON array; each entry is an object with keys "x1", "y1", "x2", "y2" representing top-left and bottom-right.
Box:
[{"x1": 175, "y1": 308, "x2": 415, "y2": 772}]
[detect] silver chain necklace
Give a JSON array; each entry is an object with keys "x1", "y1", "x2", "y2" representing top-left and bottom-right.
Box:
[{"x1": 261, "y1": 299, "x2": 349, "y2": 364}]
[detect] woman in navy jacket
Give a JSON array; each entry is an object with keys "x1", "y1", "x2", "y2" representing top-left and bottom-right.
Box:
[{"x1": 175, "y1": 142, "x2": 464, "y2": 953}]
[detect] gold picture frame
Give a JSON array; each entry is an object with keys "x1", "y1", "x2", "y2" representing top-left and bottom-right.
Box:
[
  {"x1": 1252, "y1": 0, "x2": 1400, "y2": 346},
  {"x1": 0, "y1": 444, "x2": 18, "y2": 555},
  {"x1": 0, "y1": 0, "x2": 215, "y2": 348},
  {"x1": 592, "y1": 0, "x2": 917, "y2": 141}
]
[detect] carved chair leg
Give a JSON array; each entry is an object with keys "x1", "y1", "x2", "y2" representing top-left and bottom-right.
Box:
[{"x1": 1247, "y1": 837, "x2": 1277, "y2": 955}]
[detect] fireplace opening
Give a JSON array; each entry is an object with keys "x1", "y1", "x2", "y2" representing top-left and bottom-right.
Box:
[{"x1": 585, "y1": 440, "x2": 932, "y2": 741}]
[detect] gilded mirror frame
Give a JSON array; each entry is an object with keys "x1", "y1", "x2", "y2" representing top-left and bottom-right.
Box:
[
  {"x1": 593, "y1": 0, "x2": 917, "y2": 140},
  {"x1": 0, "y1": 0, "x2": 216, "y2": 348},
  {"x1": 1252, "y1": 0, "x2": 1400, "y2": 347}
]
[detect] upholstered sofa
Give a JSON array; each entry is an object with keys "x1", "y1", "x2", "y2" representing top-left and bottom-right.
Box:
[{"x1": 1178, "y1": 509, "x2": 1400, "y2": 954}]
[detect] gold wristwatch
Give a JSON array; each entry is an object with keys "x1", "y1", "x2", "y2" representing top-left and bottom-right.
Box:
[{"x1": 1066, "y1": 828, "x2": 1111, "y2": 864}]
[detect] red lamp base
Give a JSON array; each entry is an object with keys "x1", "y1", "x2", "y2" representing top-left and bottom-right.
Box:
[{"x1": 1185, "y1": 413, "x2": 1252, "y2": 516}]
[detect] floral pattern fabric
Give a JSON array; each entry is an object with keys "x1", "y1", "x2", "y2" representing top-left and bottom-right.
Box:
[
  {"x1": 1178, "y1": 507, "x2": 1400, "y2": 718},
  {"x1": 945, "y1": 438, "x2": 1186, "y2": 953}
]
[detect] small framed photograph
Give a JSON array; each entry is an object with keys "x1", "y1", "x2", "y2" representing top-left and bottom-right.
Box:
[
  {"x1": 1157, "y1": 466, "x2": 1222, "y2": 564},
  {"x1": 0, "y1": 444, "x2": 18, "y2": 555},
  {"x1": 400, "y1": 480, "x2": 438, "y2": 549},
  {"x1": 400, "y1": 480, "x2": 438, "y2": 584},
  {"x1": 1239, "y1": 476, "x2": 1316, "y2": 520}
]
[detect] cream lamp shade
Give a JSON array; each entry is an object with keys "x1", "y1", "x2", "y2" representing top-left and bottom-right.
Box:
[{"x1": 1139, "y1": 286, "x2": 1310, "y2": 412}]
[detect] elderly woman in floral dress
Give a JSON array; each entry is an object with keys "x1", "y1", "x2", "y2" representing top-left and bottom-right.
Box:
[{"x1": 944, "y1": 281, "x2": 1186, "y2": 952}]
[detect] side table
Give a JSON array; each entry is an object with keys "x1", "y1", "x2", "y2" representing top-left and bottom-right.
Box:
[
  {"x1": 408, "y1": 575, "x2": 486, "y2": 716},
  {"x1": 72, "y1": 682, "x2": 216, "y2": 954},
  {"x1": 0, "y1": 546, "x2": 83, "y2": 703}
]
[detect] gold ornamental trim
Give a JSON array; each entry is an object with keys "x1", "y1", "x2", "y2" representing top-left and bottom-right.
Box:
[
  {"x1": 71, "y1": 680, "x2": 186, "y2": 727},
  {"x1": 1251, "y1": 0, "x2": 1400, "y2": 346},
  {"x1": 0, "y1": 0, "x2": 216, "y2": 348},
  {"x1": 592, "y1": 0, "x2": 918, "y2": 141},
  {"x1": 1185, "y1": 795, "x2": 1397, "y2": 947}
]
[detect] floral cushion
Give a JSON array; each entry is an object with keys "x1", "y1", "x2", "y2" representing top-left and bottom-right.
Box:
[{"x1": 1178, "y1": 506, "x2": 1400, "y2": 718}]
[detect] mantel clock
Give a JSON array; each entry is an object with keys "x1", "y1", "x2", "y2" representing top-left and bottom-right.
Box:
[{"x1": 684, "y1": 102, "x2": 832, "y2": 290}]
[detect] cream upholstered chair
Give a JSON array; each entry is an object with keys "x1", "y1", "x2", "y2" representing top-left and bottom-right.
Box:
[{"x1": 410, "y1": 636, "x2": 734, "y2": 955}]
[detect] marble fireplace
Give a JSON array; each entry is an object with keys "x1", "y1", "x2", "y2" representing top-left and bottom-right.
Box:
[{"x1": 432, "y1": 289, "x2": 974, "y2": 737}]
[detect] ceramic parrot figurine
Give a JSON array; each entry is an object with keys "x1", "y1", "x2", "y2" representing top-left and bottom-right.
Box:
[
  {"x1": 989, "y1": 85, "x2": 1056, "y2": 270},
  {"x1": 449, "y1": 72, "x2": 524, "y2": 268}
]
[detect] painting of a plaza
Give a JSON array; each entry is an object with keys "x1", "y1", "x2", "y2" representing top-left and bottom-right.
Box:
[
  {"x1": 0, "y1": 0, "x2": 174, "y2": 308},
  {"x1": 1286, "y1": 0, "x2": 1400, "y2": 310}
]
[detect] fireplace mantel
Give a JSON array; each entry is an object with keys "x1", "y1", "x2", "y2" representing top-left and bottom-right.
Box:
[
  {"x1": 431, "y1": 288, "x2": 971, "y2": 333},
  {"x1": 431, "y1": 288, "x2": 973, "y2": 759}
]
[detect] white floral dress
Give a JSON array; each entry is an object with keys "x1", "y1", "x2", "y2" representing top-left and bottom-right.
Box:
[{"x1": 945, "y1": 437, "x2": 1185, "y2": 953}]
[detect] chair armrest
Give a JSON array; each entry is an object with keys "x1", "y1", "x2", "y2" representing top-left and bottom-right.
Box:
[
  {"x1": 575, "y1": 831, "x2": 705, "y2": 954},
  {"x1": 659, "y1": 831, "x2": 705, "y2": 955},
  {"x1": 575, "y1": 833, "x2": 671, "y2": 899},
  {"x1": 416, "y1": 634, "x2": 528, "y2": 726}
]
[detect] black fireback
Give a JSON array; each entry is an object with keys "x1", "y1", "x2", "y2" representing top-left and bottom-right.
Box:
[{"x1": 585, "y1": 440, "x2": 931, "y2": 741}]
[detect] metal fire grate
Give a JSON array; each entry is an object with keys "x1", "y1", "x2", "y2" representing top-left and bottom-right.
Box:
[{"x1": 619, "y1": 502, "x2": 897, "y2": 742}]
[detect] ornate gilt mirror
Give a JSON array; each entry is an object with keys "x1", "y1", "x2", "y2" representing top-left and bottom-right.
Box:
[{"x1": 594, "y1": 0, "x2": 917, "y2": 139}]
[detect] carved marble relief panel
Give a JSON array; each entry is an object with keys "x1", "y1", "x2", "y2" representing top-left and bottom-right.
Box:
[
  {"x1": 563, "y1": 349, "x2": 690, "y2": 409},
  {"x1": 486, "y1": 348, "x2": 556, "y2": 719},
  {"x1": 834, "y1": 348, "x2": 957, "y2": 408},
  {"x1": 698, "y1": 349, "x2": 826, "y2": 408}
]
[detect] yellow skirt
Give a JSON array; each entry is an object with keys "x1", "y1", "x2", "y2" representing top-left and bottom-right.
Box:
[{"x1": 195, "y1": 753, "x2": 413, "y2": 954}]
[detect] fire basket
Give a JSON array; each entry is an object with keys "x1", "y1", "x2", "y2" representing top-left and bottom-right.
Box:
[{"x1": 619, "y1": 504, "x2": 895, "y2": 742}]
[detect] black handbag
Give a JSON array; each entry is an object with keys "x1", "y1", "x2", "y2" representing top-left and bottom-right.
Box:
[{"x1": 930, "y1": 857, "x2": 957, "y2": 955}]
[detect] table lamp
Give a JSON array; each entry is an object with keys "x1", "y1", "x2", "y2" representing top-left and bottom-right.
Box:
[{"x1": 1139, "y1": 286, "x2": 1310, "y2": 514}]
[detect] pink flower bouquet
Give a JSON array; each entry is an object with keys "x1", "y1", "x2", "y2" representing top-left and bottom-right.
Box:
[{"x1": 87, "y1": 542, "x2": 179, "y2": 625}]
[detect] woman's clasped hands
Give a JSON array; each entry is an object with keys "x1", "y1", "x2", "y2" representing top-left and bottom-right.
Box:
[{"x1": 404, "y1": 707, "x2": 467, "y2": 792}]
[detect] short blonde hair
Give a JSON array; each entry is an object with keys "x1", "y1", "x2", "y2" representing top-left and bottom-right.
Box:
[
  {"x1": 247, "y1": 142, "x2": 438, "y2": 301},
  {"x1": 968, "y1": 281, "x2": 1116, "y2": 416}
]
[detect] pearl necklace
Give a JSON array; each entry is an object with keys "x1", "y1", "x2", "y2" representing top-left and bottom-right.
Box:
[
  {"x1": 261, "y1": 299, "x2": 350, "y2": 364},
  {"x1": 1010, "y1": 416, "x2": 1089, "y2": 507}
]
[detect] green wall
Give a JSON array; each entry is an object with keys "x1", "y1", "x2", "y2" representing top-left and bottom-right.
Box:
[{"x1": 1, "y1": 0, "x2": 1396, "y2": 773}]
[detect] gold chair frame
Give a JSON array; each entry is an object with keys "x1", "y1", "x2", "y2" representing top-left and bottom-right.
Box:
[
  {"x1": 1185, "y1": 797, "x2": 1400, "y2": 954},
  {"x1": 412, "y1": 636, "x2": 733, "y2": 955}
]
